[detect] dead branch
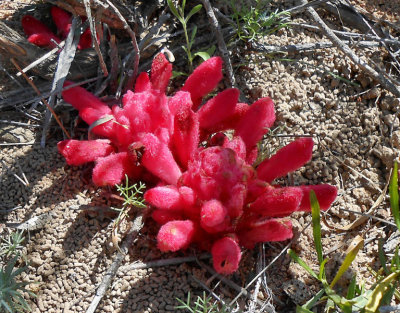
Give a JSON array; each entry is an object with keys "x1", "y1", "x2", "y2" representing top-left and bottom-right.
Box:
[
  {"x1": 300, "y1": 0, "x2": 400, "y2": 98},
  {"x1": 251, "y1": 40, "x2": 399, "y2": 54},
  {"x1": 85, "y1": 209, "x2": 148, "y2": 313},
  {"x1": 201, "y1": 0, "x2": 235, "y2": 88}
]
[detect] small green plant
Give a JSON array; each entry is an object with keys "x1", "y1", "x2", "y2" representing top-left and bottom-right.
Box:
[
  {"x1": 111, "y1": 176, "x2": 146, "y2": 249},
  {"x1": 290, "y1": 190, "x2": 400, "y2": 312},
  {"x1": 167, "y1": 0, "x2": 215, "y2": 71},
  {"x1": 227, "y1": 0, "x2": 290, "y2": 42},
  {"x1": 0, "y1": 256, "x2": 36, "y2": 313},
  {"x1": 175, "y1": 291, "x2": 229, "y2": 313},
  {"x1": 0, "y1": 230, "x2": 25, "y2": 259}
]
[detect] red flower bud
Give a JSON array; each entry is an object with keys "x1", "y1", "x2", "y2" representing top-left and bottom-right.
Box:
[
  {"x1": 157, "y1": 220, "x2": 195, "y2": 252},
  {"x1": 211, "y1": 237, "x2": 241, "y2": 275}
]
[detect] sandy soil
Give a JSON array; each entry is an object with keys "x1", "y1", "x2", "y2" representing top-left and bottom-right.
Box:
[{"x1": 1, "y1": 0, "x2": 399, "y2": 312}]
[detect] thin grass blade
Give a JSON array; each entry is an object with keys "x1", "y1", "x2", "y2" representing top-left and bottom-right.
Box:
[
  {"x1": 288, "y1": 249, "x2": 318, "y2": 280},
  {"x1": 389, "y1": 162, "x2": 400, "y2": 230},
  {"x1": 310, "y1": 190, "x2": 323, "y2": 264},
  {"x1": 330, "y1": 235, "x2": 364, "y2": 288}
]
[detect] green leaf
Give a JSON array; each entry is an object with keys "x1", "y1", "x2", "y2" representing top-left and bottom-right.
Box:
[
  {"x1": 389, "y1": 162, "x2": 400, "y2": 230},
  {"x1": 330, "y1": 235, "x2": 364, "y2": 288},
  {"x1": 167, "y1": 0, "x2": 184, "y2": 23},
  {"x1": 346, "y1": 275, "x2": 357, "y2": 299},
  {"x1": 302, "y1": 289, "x2": 325, "y2": 310},
  {"x1": 319, "y1": 258, "x2": 329, "y2": 281},
  {"x1": 391, "y1": 246, "x2": 400, "y2": 271},
  {"x1": 190, "y1": 25, "x2": 197, "y2": 48},
  {"x1": 88, "y1": 115, "x2": 114, "y2": 133},
  {"x1": 172, "y1": 71, "x2": 188, "y2": 79},
  {"x1": 288, "y1": 249, "x2": 318, "y2": 280},
  {"x1": 378, "y1": 238, "x2": 389, "y2": 275},
  {"x1": 296, "y1": 306, "x2": 313, "y2": 313},
  {"x1": 185, "y1": 4, "x2": 203, "y2": 24},
  {"x1": 194, "y1": 51, "x2": 211, "y2": 61},
  {"x1": 310, "y1": 190, "x2": 323, "y2": 264},
  {"x1": 365, "y1": 271, "x2": 400, "y2": 313}
]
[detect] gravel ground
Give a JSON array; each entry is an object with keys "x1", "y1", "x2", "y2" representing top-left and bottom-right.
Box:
[{"x1": 1, "y1": 0, "x2": 399, "y2": 312}]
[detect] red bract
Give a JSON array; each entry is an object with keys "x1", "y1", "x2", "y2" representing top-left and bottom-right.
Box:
[
  {"x1": 58, "y1": 53, "x2": 338, "y2": 275},
  {"x1": 22, "y1": 6, "x2": 95, "y2": 50}
]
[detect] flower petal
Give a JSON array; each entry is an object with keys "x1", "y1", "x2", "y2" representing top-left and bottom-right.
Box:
[
  {"x1": 22, "y1": 15, "x2": 61, "y2": 48},
  {"x1": 152, "y1": 209, "x2": 183, "y2": 225},
  {"x1": 238, "y1": 218, "x2": 293, "y2": 249},
  {"x1": 157, "y1": 220, "x2": 195, "y2": 252},
  {"x1": 198, "y1": 88, "x2": 239, "y2": 129},
  {"x1": 57, "y1": 139, "x2": 114, "y2": 166},
  {"x1": 248, "y1": 186, "x2": 303, "y2": 217},
  {"x1": 135, "y1": 72, "x2": 152, "y2": 93},
  {"x1": 144, "y1": 186, "x2": 182, "y2": 210},
  {"x1": 181, "y1": 57, "x2": 223, "y2": 109},
  {"x1": 211, "y1": 237, "x2": 241, "y2": 275},
  {"x1": 171, "y1": 104, "x2": 199, "y2": 168},
  {"x1": 298, "y1": 184, "x2": 337, "y2": 211},
  {"x1": 256, "y1": 137, "x2": 314, "y2": 182},
  {"x1": 92, "y1": 152, "x2": 141, "y2": 186},
  {"x1": 234, "y1": 97, "x2": 275, "y2": 153},
  {"x1": 140, "y1": 133, "x2": 182, "y2": 185},
  {"x1": 51, "y1": 6, "x2": 71, "y2": 38},
  {"x1": 150, "y1": 53, "x2": 172, "y2": 92}
]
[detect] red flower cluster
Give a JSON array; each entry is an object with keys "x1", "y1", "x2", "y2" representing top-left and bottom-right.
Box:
[
  {"x1": 58, "y1": 54, "x2": 337, "y2": 274},
  {"x1": 22, "y1": 6, "x2": 93, "y2": 49}
]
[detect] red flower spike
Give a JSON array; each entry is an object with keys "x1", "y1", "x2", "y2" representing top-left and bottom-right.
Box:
[
  {"x1": 200, "y1": 200, "x2": 228, "y2": 228},
  {"x1": 222, "y1": 136, "x2": 246, "y2": 161},
  {"x1": 57, "y1": 139, "x2": 114, "y2": 166},
  {"x1": 144, "y1": 186, "x2": 182, "y2": 211},
  {"x1": 211, "y1": 237, "x2": 241, "y2": 275},
  {"x1": 172, "y1": 104, "x2": 200, "y2": 168},
  {"x1": 152, "y1": 209, "x2": 183, "y2": 225},
  {"x1": 22, "y1": 15, "x2": 61, "y2": 48},
  {"x1": 150, "y1": 53, "x2": 172, "y2": 92},
  {"x1": 92, "y1": 152, "x2": 141, "y2": 186},
  {"x1": 181, "y1": 57, "x2": 223, "y2": 109},
  {"x1": 51, "y1": 6, "x2": 71, "y2": 38},
  {"x1": 224, "y1": 183, "x2": 246, "y2": 218},
  {"x1": 198, "y1": 88, "x2": 239, "y2": 129},
  {"x1": 140, "y1": 133, "x2": 182, "y2": 185},
  {"x1": 135, "y1": 72, "x2": 152, "y2": 93},
  {"x1": 248, "y1": 186, "x2": 303, "y2": 217},
  {"x1": 235, "y1": 97, "x2": 275, "y2": 153},
  {"x1": 168, "y1": 91, "x2": 193, "y2": 116},
  {"x1": 256, "y1": 137, "x2": 314, "y2": 183},
  {"x1": 77, "y1": 27, "x2": 93, "y2": 50},
  {"x1": 178, "y1": 186, "x2": 197, "y2": 208},
  {"x1": 157, "y1": 220, "x2": 195, "y2": 252},
  {"x1": 298, "y1": 184, "x2": 338, "y2": 211},
  {"x1": 238, "y1": 219, "x2": 293, "y2": 249}
]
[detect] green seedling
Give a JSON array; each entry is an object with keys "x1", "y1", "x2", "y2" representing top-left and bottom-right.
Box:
[
  {"x1": 0, "y1": 230, "x2": 25, "y2": 259},
  {"x1": 167, "y1": 0, "x2": 215, "y2": 72},
  {"x1": 0, "y1": 256, "x2": 36, "y2": 313},
  {"x1": 290, "y1": 189, "x2": 400, "y2": 312},
  {"x1": 175, "y1": 291, "x2": 229, "y2": 313},
  {"x1": 389, "y1": 161, "x2": 400, "y2": 230},
  {"x1": 227, "y1": 0, "x2": 290, "y2": 42}
]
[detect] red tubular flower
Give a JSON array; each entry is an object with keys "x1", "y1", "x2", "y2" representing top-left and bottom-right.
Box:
[
  {"x1": 77, "y1": 28, "x2": 93, "y2": 50},
  {"x1": 152, "y1": 209, "x2": 183, "y2": 225},
  {"x1": 157, "y1": 220, "x2": 196, "y2": 252},
  {"x1": 256, "y1": 137, "x2": 314, "y2": 183},
  {"x1": 140, "y1": 133, "x2": 182, "y2": 185},
  {"x1": 171, "y1": 104, "x2": 199, "y2": 168},
  {"x1": 198, "y1": 88, "x2": 239, "y2": 130},
  {"x1": 248, "y1": 186, "x2": 303, "y2": 217},
  {"x1": 22, "y1": 15, "x2": 61, "y2": 48},
  {"x1": 181, "y1": 57, "x2": 223, "y2": 109},
  {"x1": 238, "y1": 218, "x2": 293, "y2": 249},
  {"x1": 297, "y1": 184, "x2": 338, "y2": 211},
  {"x1": 234, "y1": 97, "x2": 275, "y2": 155},
  {"x1": 150, "y1": 53, "x2": 172, "y2": 92},
  {"x1": 144, "y1": 186, "x2": 182, "y2": 211},
  {"x1": 211, "y1": 237, "x2": 241, "y2": 275},
  {"x1": 200, "y1": 200, "x2": 230, "y2": 233},
  {"x1": 51, "y1": 6, "x2": 71, "y2": 38},
  {"x1": 135, "y1": 73, "x2": 152, "y2": 93},
  {"x1": 92, "y1": 152, "x2": 141, "y2": 186},
  {"x1": 57, "y1": 139, "x2": 114, "y2": 166}
]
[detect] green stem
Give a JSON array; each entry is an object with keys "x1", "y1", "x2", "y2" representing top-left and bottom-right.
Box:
[{"x1": 182, "y1": 23, "x2": 193, "y2": 71}]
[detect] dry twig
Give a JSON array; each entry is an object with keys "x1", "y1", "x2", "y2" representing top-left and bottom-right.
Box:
[
  {"x1": 85, "y1": 210, "x2": 148, "y2": 313},
  {"x1": 200, "y1": 0, "x2": 235, "y2": 87},
  {"x1": 300, "y1": 0, "x2": 400, "y2": 98}
]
